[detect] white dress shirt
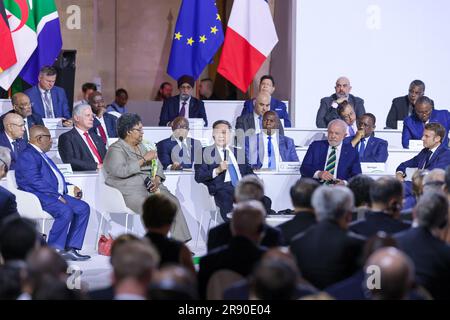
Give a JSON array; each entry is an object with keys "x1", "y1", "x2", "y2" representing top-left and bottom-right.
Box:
[
  {"x1": 23, "y1": 117, "x2": 30, "y2": 140},
  {"x1": 75, "y1": 127, "x2": 100, "y2": 164},
  {"x1": 31, "y1": 144, "x2": 65, "y2": 194},
  {"x1": 212, "y1": 146, "x2": 242, "y2": 182},
  {"x1": 313, "y1": 142, "x2": 343, "y2": 179},
  {"x1": 5, "y1": 131, "x2": 15, "y2": 151},
  {"x1": 39, "y1": 87, "x2": 55, "y2": 118},
  {"x1": 253, "y1": 112, "x2": 262, "y2": 134},
  {"x1": 261, "y1": 132, "x2": 280, "y2": 169}
]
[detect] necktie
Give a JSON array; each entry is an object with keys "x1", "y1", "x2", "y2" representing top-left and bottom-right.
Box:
[
  {"x1": 11, "y1": 140, "x2": 19, "y2": 159},
  {"x1": 267, "y1": 136, "x2": 276, "y2": 170},
  {"x1": 348, "y1": 125, "x2": 355, "y2": 136},
  {"x1": 83, "y1": 132, "x2": 103, "y2": 164},
  {"x1": 258, "y1": 115, "x2": 263, "y2": 129},
  {"x1": 224, "y1": 149, "x2": 239, "y2": 187},
  {"x1": 325, "y1": 146, "x2": 337, "y2": 176},
  {"x1": 97, "y1": 124, "x2": 108, "y2": 144},
  {"x1": 41, "y1": 152, "x2": 67, "y2": 193},
  {"x1": 23, "y1": 119, "x2": 29, "y2": 141},
  {"x1": 423, "y1": 149, "x2": 433, "y2": 169},
  {"x1": 359, "y1": 138, "x2": 366, "y2": 161},
  {"x1": 43, "y1": 90, "x2": 53, "y2": 118},
  {"x1": 179, "y1": 101, "x2": 187, "y2": 117}
]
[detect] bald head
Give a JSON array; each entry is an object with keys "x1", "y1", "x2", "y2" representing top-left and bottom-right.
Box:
[
  {"x1": 335, "y1": 76, "x2": 352, "y2": 99},
  {"x1": 3, "y1": 113, "x2": 26, "y2": 140},
  {"x1": 365, "y1": 247, "x2": 414, "y2": 300},
  {"x1": 231, "y1": 200, "x2": 265, "y2": 242},
  {"x1": 327, "y1": 119, "x2": 347, "y2": 146},
  {"x1": 29, "y1": 125, "x2": 53, "y2": 153},
  {"x1": 11, "y1": 92, "x2": 32, "y2": 118},
  {"x1": 254, "y1": 92, "x2": 271, "y2": 116}
]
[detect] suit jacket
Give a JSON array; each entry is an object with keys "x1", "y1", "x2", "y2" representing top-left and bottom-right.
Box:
[
  {"x1": 386, "y1": 95, "x2": 411, "y2": 129},
  {"x1": 241, "y1": 97, "x2": 291, "y2": 127},
  {"x1": 58, "y1": 128, "x2": 107, "y2": 171},
  {"x1": 300, "y1": 140, "x2": 362, "y2": 181},
  {"x1": 396, "y1": 143, "x2": 450, "y2": 173},
  {"x1": 25, "y1": 85, "x2": 71, "y2": 119},
  {"x1": 316, "y1": 94, "x2": 365, "y2": 128},
  {"x1": 277, "y1": 211, "x2": 317, "y2": 245},
  {"x1": 0, "y1": 186, "x2": 19, "y2": 223},
  {"x1": 0, "y1": 131, "x2": 27, "y2": 170},
  {"x1": 198, "y1": 236, "x2": 267, "y2": 299},
  {"x1": 245, "y1": 134, "x2": 299, "y2": 169},
  {"x1": 159, "y1": 95, "x2": 207, "y2": 127},
  {"x1": 0, "y1": 110, "x2": 44, "y2": 134},
  {"x1": 156, "y1": 136, "x2": 203, "y2": 170},
  {"x1": 235, "y1": 113, "x2": 285, "y2": 136},
  {"x1": 349, "y1": 211, "x2": 411, "y2": 238},
  {"x1": 402, "y1": 109, "x2": 450, "y2": 148},
  {"x1": 395, "y1": 226, "x2": 450, "y2": 300},
  {"x1": 344, "y1": 135, "x2": 389, "y2": 163},
  {"x1": 290, "y1": 219, "x2": 365, "y2": 289},
  {"x1": 15, "y1": 144, "x2": 69, "y2": 207},
  {"x1": 207, "y1": 221, "x2": 283, "y2": 252},
  {"x1": 90, "y1": 113, "x2": 118, "y2": 139},
  {"x1": 194, "y1": 145, "x2": 254, "y2": 196}
]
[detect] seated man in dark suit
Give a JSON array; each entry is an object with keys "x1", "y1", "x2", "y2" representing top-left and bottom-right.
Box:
[
  {"x1": 245, "y1": 111, "x2": 298, "y2": 170},
  {"x1": 15, "y1": 125, "x2": 90, "y2": 261},
  {"x1": 277, "y1": 178, "x2": 319, "y2": 245},
  {"x1": 88, "y1": 91, "x2": 118, "y2": 145},
  {"x1": 58, "y1": 104, "x2": 107, "y2": 171},
  {"x1": 386, "y1": 80, "x2": 425, "y2": 129},
  {"x1": 316, "y1": 76, "x2": 365, "y2": 128},
  {"x1": 159, "y1": 75, "x2": 208, "y2": 127},
  {"x1": 345, "y1": 113, "x2": 388, "y2": 163},
  {"x1": 0, "y1": 147, "x2": 19, "y2": 224},
  {"x1": 207, "y1": 175, "x2": 282, "y2": 252},
  {"x1": 240, "y1": 75, "x2": 291, "y2": 127},
  {"x1": 24, "y1": 66, "x2": 72, "y2": 127},
  {"x1": 0, "y1": 113, "x2": 27, "y2": 169},
  {"x1": 198, "y1": 201, "x2": 268, "y2": 299},
  {"x1": 290, "y1": 186, "x2": 365, "y2": 289},
  {"x1": 395, "y1": 192, "x2": 450, "y2": 300},
  {"x1": 350, "y1": 177, "x2": 410, "y2": 238},
  {"x1": 194, "y1": 120, "x2": 254, "y2": 221},
  {"x1": 236, "y1": 92, "x2": 284, "y2": 136},
  {"x1": 402, "y1": 96, "x2": 450, "y2": 148},
  {"x1": 337, "y1": 101, "x2": 358, "y2": 136},
  {"x1": 0, "y1": 92, "x2": 44, "y2": 141},
  {"x1": 156, "y1": 116, "x2": 202, "y2": 170},
  {"x1": 301, "y1": 119, "x2": 362, "y2": 185}
]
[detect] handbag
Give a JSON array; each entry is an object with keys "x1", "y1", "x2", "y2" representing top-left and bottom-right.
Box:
[{"x1": 98, "y1": 234, "x2": 113, "y2": 256}]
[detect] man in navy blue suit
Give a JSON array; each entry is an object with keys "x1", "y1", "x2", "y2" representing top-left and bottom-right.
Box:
[
  {"x1": 0, "y1": 146, "x2": 19, "y2": 224},
  {"x1": 15, "y1": 125, "x2": 90, "y2": 261},
  {"x1": 301, "y1": 119, "x2": 362, "y2": 184},
  {"x1": 345, "y1": 113, "x2": 388, "y2": 162},
  {"x1": 159, "y1": 75, "x2": 208, "y2": 127},
  {"x1": 402, "y1": 96, "x2": 450, "y2": 148},
  {"x1": 245, "y1": 111, "x2": 298, "y2": 170},
  {"x1": 195, "y1": 120, "x2": 254, "y2": 221},
  {"x1": 24, "y1": 66, "x2": 72, "y2": 127},
  {"x1": 240, "y1": 75, "x2": 291, "y2": 127},
  {"x1": 156, "y1": 116, "x2": 202, "y2": 170},
  {"x1": 106, "y1": 88, "x2": 128, "y2": 117},
  {"x1": 88, "y1": 91, "x2": 118, "y2": 144},
  {"x1": 0, "y1": 93, "x2": 44, "y2": 140},
  {"x1": 0, "y1": 113, "x2": 28, "y2": 170}
]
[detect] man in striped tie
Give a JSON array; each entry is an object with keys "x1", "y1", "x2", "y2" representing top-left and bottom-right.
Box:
[{"x1": 300, "y1": 119, "x2": 362, "y2": 185}]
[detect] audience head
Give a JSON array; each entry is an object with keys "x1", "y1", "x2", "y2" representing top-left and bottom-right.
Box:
[
  {"x1": 81, "y1": 82, "x2": 97, "y2": 100},
  {"x1": 11, "y1": 92, "x2": 32, "y2": 118},
  {"x1": 88, "y1": 91, "x2": 106, "y2": 116},
  {"x1": 290, "y1": 178, "x2": 320, "y2": 211},
  {"x1": 312, "y1": 186, "x2": 354, "y2": 225},
  {"x1": 212, "y1": 120, "x2": 232, "y2": 148},
  {"x1": 29, "y1": 125, "x2": 52, "y2": 153},
  {"x1": 254, "y1": 92, "x2": 271, "y2": 116},
  {"x1": 72, "y1": 104, "x2": 94, "y2": 132},
  {"x1": 3, "y1": 113, "x2": 25, "y2": 140},
  {"x1": 0, "y1": 146, "x2": 11, "y2": 178},
  {"x1": 0, "y1": 216, "x2": 39, "y2": 262},
  {"x1": 0, "y1": 264, "x2": 22, "y2": 299},
  {"x1": 38, "y1": 66, "x2": 57, "y2": 91},
  {"x1": 230, "y1": 200, "x2": 266, "y2": 243},
  {"x1": 362, "y1": 232, "x2": 398, "y2": 263},
  {"x1": 171, "y1": 116, "x2": 189, "y2": 141},
  {"x1": 157, "y1": 82, "x2": 173, "y2": 101},
  {"x1": 199, "y1": 78, "x2": 214, "y2": 99},
  {"x1": 412, "y1": 169, "x2": 428, "y2": 199},
  {"x1": 259, "y1": 75, "x2": 275, "y2": 95},
  {"x1": 150, "y1": 265, "x2": 198, "y2": 300},
  {"x1": 234, "y1": 175, "x2": 265, "y2": 203},
  {"x1": 110, "y1": 233, "x2": 141, "y2": 261},
  {"x1": 445, "y1": 165, "x2": 450, "y2": 194},
  {"x1": 142, "y1": 194, "x2": 177, "y2": 234},
  {"x1": 414, "y1": 96, "x2": 434, "y2": 123},
  {"x1": 177, "y1": 75, "x2": 194, "y2": 100},
  {"x1": 337, "y1": 101, "x2": 356, "y2": 126},
  {"x1": 335, "y1": 76, "x2": 351, "y2": 99},
  {"x1": 327, "y1": 119, "x2": 347, "y2": 146},
  {"x1": 415, "y1": 191, "x2": 448, "y2": 231},
  {"x1": 422, "y1": 168, "x2": 446, "y2": 193},
  {"x1": 262, "y1": 111, "x2": 279, "y2": 135},
  {"x1": 422, "y1": 122, "x2": 445, "y2": 149},
  {"x1": 408, "y1": 80, "x2": 425, "y2": 106},
  {"x1": 357, "y1": 113, "x2": 376, "y2": 138},
  {"x1": 117, "y1": 113, "x2": 143, "y2": 144},
  {"x1": 115, "y1": 88, "x2": 128, "y2": 107},
  {"x1": 369, "y1": 177, "x2": 403, "y2": 215},
  {"x1": 348, "y1": 174, "x2": 375, "y2": 208}
]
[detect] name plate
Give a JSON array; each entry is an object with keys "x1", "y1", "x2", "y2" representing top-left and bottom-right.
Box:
[
  {"x1": 188, "y1": 118, "x2": 205, "y2": 129},
  {"x1": 278, "y1": 162, "x2": 301, "y2": 173},
  {"x1": 397, "y1": 120, "x2": 404, "y2": 131},
  {"x1": 361, "y1": 162, "x2": 386, "y2": 173},
  {"x1": 56, "y1": 163, "x2": 74, "y2": 176},
  {"x1": 409, "y1": 140, "x2": 423, "y2": 151},
  {"x1": 43, "y1": 118, "x2": 63, "y2": 129}
]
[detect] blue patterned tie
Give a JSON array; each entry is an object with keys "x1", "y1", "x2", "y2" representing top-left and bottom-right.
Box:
[
  {"x1": 41, "y1": 152, "x2": 67, "y2": 193},
  {"x1": 224, "y1": 149, "x2": 239, "y2": 187},
  {"x1": 258, "y1": 115, "x2": 263, "y2": 130},
  {"x1": 267, "y1": 136, "x2": 276, "y2": 170},
  {"x1": 359, "y1": 138, "x2": 366, "y2": 161},
  {"x1": 348, "y1": 125, "x2": 355, "y2": 136}
]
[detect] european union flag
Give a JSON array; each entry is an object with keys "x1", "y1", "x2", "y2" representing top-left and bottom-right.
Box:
[{"x1": 167, "y1": 0, "x2": 224, "y2": 81}]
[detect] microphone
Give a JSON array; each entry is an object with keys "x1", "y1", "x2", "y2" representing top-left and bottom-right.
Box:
[{"x1": 223, "y1": 147, "x2": 227, "y2": 161}]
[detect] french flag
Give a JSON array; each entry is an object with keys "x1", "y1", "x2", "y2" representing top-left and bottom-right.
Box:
[{"x1": 217, "y1": 0, "x2": 278, "y2": 93}]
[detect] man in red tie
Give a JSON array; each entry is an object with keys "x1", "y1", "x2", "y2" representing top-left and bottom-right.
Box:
[
  {"x1": 58, "y1": 104, "x2": 107, "y2": 171},
  {"x1": 88, "y1": 91, "x2": 118, "y2": 145}
]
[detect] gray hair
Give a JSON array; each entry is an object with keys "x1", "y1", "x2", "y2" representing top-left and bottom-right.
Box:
[
  {"x1": 72, "y1": 103, "x2": 92, "y2": 117},
  {"x1": 0, "y1": 146, "x2": 12, "y2": 168},
  {"x1": 328, "y1": 119, "x2": 347, "y2": 133},
  {"x1": 234, "y1": 175, "x2": 265, "y2": 203},
  {"x1": 416, "y1": 191, "x2": 448, "y2": 230},
  {"x1": 423, "y1": 168, "x2": 446, "y2": 193},
  {"x1": 312, "y1": 186, "x2": 354, "y2": 221}
]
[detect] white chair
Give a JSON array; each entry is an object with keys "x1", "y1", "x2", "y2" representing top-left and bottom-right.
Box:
[{"x1": 6, "y1": 171, "x2": 54, "y2": 235}]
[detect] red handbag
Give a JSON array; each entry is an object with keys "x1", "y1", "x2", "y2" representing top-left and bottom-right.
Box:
[{"x1": 98, "y1": 234, "x2": 113, "y2": 256}]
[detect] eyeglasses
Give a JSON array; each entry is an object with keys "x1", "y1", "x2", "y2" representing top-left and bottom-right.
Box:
[
  {"x1": 37, "y1": 134, "x2": 51, "y2": 139},
  {"x1": 14, "y1": 102, "x2": 33, "y2": 108},
  {"x1": 10, "y1": 123, "x2": 26, "y2": 128},
  {"x1": 131, "y1": 128, "x2": 144, "y2": 133},
  {"x1": 180, "y1": 85, "x2": 192, "y2": 90}
]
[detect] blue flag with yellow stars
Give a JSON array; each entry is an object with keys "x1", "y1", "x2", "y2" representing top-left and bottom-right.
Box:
[{"x1": 167, "y1": 0, "x2": 224, "y2": 80}]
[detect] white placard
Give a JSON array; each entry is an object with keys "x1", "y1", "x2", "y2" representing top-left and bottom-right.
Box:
[
  {"x1": 361, "y1": 162, "x2": 386, "y2": 174},
  {"x1": 188, "y1": 118, "x2": 205, "y2": 129},
  {"x1": 405, "y1": 167, "x2": 419, "y2": 182},
  {"x1": 43, "y1": 118, "x2": 63, "y2": 129},
  {"x1": 397, "y1": 121, "x2": 404, "y2": 131},
  {"x1": 278, "y1": 162, "x2": 301, "y2": 173},
  {"x1": 56, "y1": 163, "x2": 73, "y2": 176},
  {"x1": 409, "y1": 140, "x2": 423, "y2": 151}
]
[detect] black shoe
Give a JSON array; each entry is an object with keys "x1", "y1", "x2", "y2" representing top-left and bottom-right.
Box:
[
  {"x1": 59, "y1": 249, "x2": 83, "y2": 261},
  {"x1": 65, "y1": 248, "x2": 91, "y2": 261}
]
